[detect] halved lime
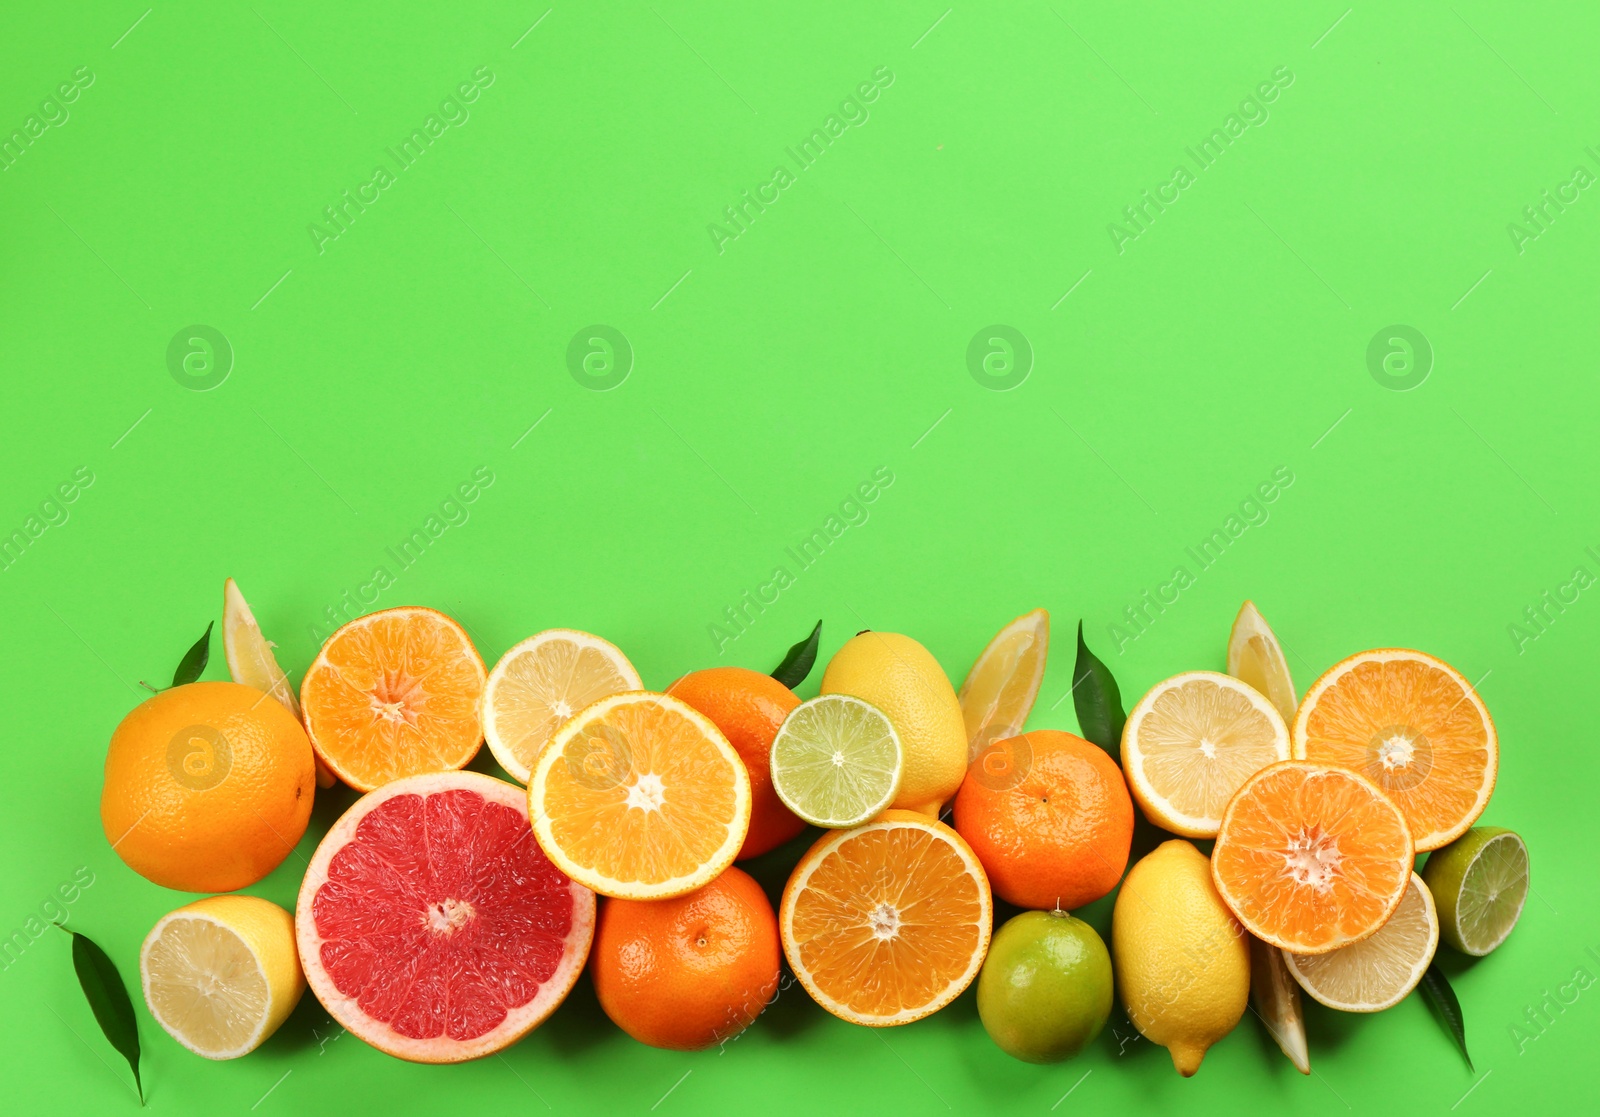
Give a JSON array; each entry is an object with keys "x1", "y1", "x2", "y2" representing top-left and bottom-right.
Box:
[
  {"x1": 1422, "y1": 826, "x2": 1529, "y2": 956},
  {"x1": 770, "y1": 694, "x2": 903, "y2": 828}
]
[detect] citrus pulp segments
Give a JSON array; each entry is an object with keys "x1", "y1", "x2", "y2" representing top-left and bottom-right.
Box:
[
  {"x1": 1226, "y1": 600, "x2": 1297, "y2": 725},
  {"x1": 1283, "y1": 872, "x2": 1438, "y2": 1012},
  {"x1": 141, "y1": 896, "x2": 304, "y2": 1060},
  {"x1": 957, "y1": 608, "x2": 1049, "y2": 759},
  {"x1": 1122, "y1": 670, "x2": 1292, "y2": 838},
  {"x1": 300, "y1": 607, "x2": 487, "y2": 792},
  {"x1": 1213, "y1": 761, "x2": 1414, "y2": 955},
  {"x1": 770, "y1": 693, "x2": 904, "y2": 828},
  {"x1": 527, "y1": 692, "x2": 751, "y2": 900},
  {"x1": 780, "y1": 812, "x2": 993, "y2": 1027},
  {"x1": 296, "y1": 771, "x2": 595, "y2": 1063},
  {"x1": 1293, "y1": 648, "x2": 1497, "y2": 852},
  {"x1": 1432, "y1": 827, "x2": 1530, "y2": 956},
  {"x1": 222, "y1": 577, "x2": 302, "y2": 718},
  {"x1": 484, "y1": 628, "x2": 643, "y2": 785}
]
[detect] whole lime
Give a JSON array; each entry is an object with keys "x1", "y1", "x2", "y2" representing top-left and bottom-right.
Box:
[{"x1": 977, "y1": 910, "x2": 1113, "y2": 1063}]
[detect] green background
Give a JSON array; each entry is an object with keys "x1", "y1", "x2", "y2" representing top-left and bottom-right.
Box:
[{"x1": 3, "y1": 1, "x2": 1596, "y2": 1112}]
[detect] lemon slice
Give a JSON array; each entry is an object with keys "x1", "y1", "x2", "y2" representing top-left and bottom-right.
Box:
[
  {"x1": 1249, "y1": 935, "x2": 1309, "y2": 1073},
  {"x1": 1422, "y1": 826, "x2": 1530, "y2": 956},
  {"x1": 1283, "y1": 873, "x2": 1438, "y2": 1012},
  {"x1": 1227, "y1": 601, "x2": 1297, "y2": 725},
  {"x1": 1122, "y1": 671, "x2": 1291, "y2": 837},
  {"x1": 141, "y1": 895, "x2": 305, "y2": 1059},
  {"x1": 485, "y1": 629, "x2": 642, "y2": 784},
  {"x1": 224, "y1": 577, "x2": 335, "y2": 789},
  {"x1": 771, "y1": 695, "x2": 903, "y2": 828},
  {"x1": 957, "y1": 608, "x2": 1049, "y2": 761}
]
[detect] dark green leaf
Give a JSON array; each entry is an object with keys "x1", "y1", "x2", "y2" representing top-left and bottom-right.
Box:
[
  {"x1": 171, "y1": 621, "x2": 212, "y2": 688},
  {"x1": 57, "y1": 925, "x2": 143, "y2": 1103},
  {"x1": 771, "y1": 620, "x2": 822, "y2": 689},
  {"x1": 1072, "y1": 621, "x2": 1126, "y2": 756},
  {"x1": 1419, "y1": 961, "x2": 1472, "y2": 1070}
]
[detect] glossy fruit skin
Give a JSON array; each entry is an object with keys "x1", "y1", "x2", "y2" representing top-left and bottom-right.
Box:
[
  {"x1": 821, "y1": 631, "x2": 967, "y2": 817},
  {"x1": 953, "y1": 730, "x2": 1133, "y2": 910},
  {"x1": 978, "y1": 911, "x2": 1112, "y2": 1063},
  {"x1": 1113, "y1": 840, "x2": 1249, "y2": 1077},
  {"x1": 1422, "y1": 826, "x2": 1527, "y2": 955},
  {"x1": 102, "y1": 681, "x2": 315, "y2": 893},
  {"x1": 593, "y1": 866, "x2": 780, "y2": 1050},
  {"x1": 667, "y1": 667, "x2": 804, "y2": 859}
]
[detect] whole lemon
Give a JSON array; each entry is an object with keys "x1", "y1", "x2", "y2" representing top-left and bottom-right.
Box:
[
  {"x1": 102, "y1": 681, "x2": 316, "y2": 893},
  {"x1": 1112, "y1": 839, "x2": 1249, "y2": 1076},
  {"x1": 821, "y1": 631, "x2": 966, "y2": 817}
]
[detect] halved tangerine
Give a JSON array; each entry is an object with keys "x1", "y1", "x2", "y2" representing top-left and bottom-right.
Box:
[
  {"x1": 780, "y1": 810, "x2": 992, "y2": 1027},
  {"x1": 1212, "y1": 760, "x2": 1413, "y2": 954},
  {"x1": 301, "y1": 607, "x2": 486, "y2": 791},
  {"x1": 527, "y1": 692, "x2": 750, "y2": 900},
  {"x1": 296, "y1": 771, "x2": 595, "y2": 1063},
  {"x1": 1293, "y1": 649, "x2": 1496, "y2": 851}
]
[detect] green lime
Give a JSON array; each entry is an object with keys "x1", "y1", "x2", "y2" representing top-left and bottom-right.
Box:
[
  {"x1": 977, "y1": 910, "x2": 1112, "y2": 1063},
  {"x1": 770, "y1": 694, "x2": 903, "y2": 827},
  {"x1": 1422, "y1": 826, "x2": 1529, "y2": 956}
]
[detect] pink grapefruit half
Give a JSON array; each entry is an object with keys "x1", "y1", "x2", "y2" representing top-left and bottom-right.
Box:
[{"x1": 296, "y1": 770, "x2": 595, "y2": 1062}]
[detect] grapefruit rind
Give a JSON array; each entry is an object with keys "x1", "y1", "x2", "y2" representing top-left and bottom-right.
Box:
[
  {"x1": 1213, "y1": 760, "x2": 1413, "y2": 955},
  {"x1": 527, "y1": 692, "x2": 752, "y2": 901},
  {"x1": 484, "y1": 629, "x2": 642, "y2": 785},
  {"x1": 295, "y1": 771, "x2": 595, "y2": 1064},
  {"x1": 1292, "y1": 648, "x2": 1497, "y2": 852},
  {"x1": 779, "y1": 812, "x2": 993, "y2": 1027}
]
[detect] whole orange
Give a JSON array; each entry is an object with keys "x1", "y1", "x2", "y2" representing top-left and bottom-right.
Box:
[
  {"x1": 101, "y1": 681, "x2": 316, "y2": 893},
  {"x1": 667, "y1": 666, "x2": 804, "y2": 859},
  {"x1": 952, "y1": 729, "x2": 1133, "y2": 911},
  {"x1": 592, "y1": 866, "x2": 780, "y2": 1050}
]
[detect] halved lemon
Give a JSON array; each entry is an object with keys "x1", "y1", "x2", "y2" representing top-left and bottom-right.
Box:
[
  {"x1": 141, "y1": 895, "x2": 305, "y2": 1059},
  {"x1": 300, "y1": 607, "x2": 487, "y2": 792},
  {"x1": 224, "y1": 577, "x2": 336, "y2": 788},
  {"x1": 1213, "y1": 760, "x2": 1414, "y2": 954},
  {"x1": 1283, "y1": 872, "x2": 1438, "y2": 1012},
  {"x1": 957, "y1": 608, "x2": 1049, "y2": 761},
  {"x1": 484, "y1": 629, "x2": 642, "y2": 784},
  {"x1": 1294, "y1": 649, "x2": 1496, "y2": 851},
  {"x1": 781, "y1": 811, "x2": 991, "y2": 1026},
  {"x1": 1122, "y1": 671, "x2": 1291, "y2": 837},
  {"x1": 1227, "y1": 601, "x2": 1297, "y2": 725},
  {"x1": 527, "y1": 692, "x2": 750, "y2": 900},
  {"x1": 770, "y1": 694, "x2": 903, "y2": 828}
]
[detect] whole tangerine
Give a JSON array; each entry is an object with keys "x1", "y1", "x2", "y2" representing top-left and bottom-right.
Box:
[
  {"x1": 102, "y1": 681, "x2": 316, "y2": 893},
  {"x1": 952, "y1": 729, "x2": 1133, "y2": 911},
  {"x1": 592, "y1": 866, "x2": 780, "y2": 1050},
  {"x1": 667, "y1": 666, "x2": 805, "y2": 859}
]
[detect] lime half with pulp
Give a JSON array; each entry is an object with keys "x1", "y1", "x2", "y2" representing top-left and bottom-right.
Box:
[
  {"x1": 770, "y1": 694, "x2": 902, "y2": 827},
  {"x1": 1422, "y1": 826, "x2": 1529, "y2": 956}
]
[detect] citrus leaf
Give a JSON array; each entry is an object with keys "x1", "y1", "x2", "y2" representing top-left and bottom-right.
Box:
[
  {"x1": 57, "y1": 925, "x2": 143, "y2": 1103},
  {"x1": 1072, "y1": 621, "x2": 1126, "y2": 756},
  {"x1": 771, "y1": 620, "x2": 822, "y2": 689},
  {"x1": 171, "y1": 621, "x2": 212, "y2": 688},
  {"x1": 1419, "y1": 961, "x2": 1472, "y2": 1070}
]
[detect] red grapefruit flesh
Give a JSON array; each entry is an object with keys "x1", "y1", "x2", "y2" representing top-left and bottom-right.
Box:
[{"x1": 296, "y1": 771, "x2": 594, "y2": 1063}]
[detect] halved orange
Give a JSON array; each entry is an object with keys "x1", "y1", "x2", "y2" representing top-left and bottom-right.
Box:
[
  {"x1": 1213, "y1": 761, "x2": 1413, "y2": 954},
  {"x1": 300, "y1": 607, "x2": 486, "y2": 792},
  {"x1": 1293, "y1": 649, "x2": 1496, "y2": 851},
  {"x1": 527, "y1": 692, "x2": 750, "y2": 900},
  {"x1": 780, "y1": 810, "x2": 992, "y2": 1027},
  {"x1": 484, "y1": 630, "x2": 642, "y2": 784}
]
